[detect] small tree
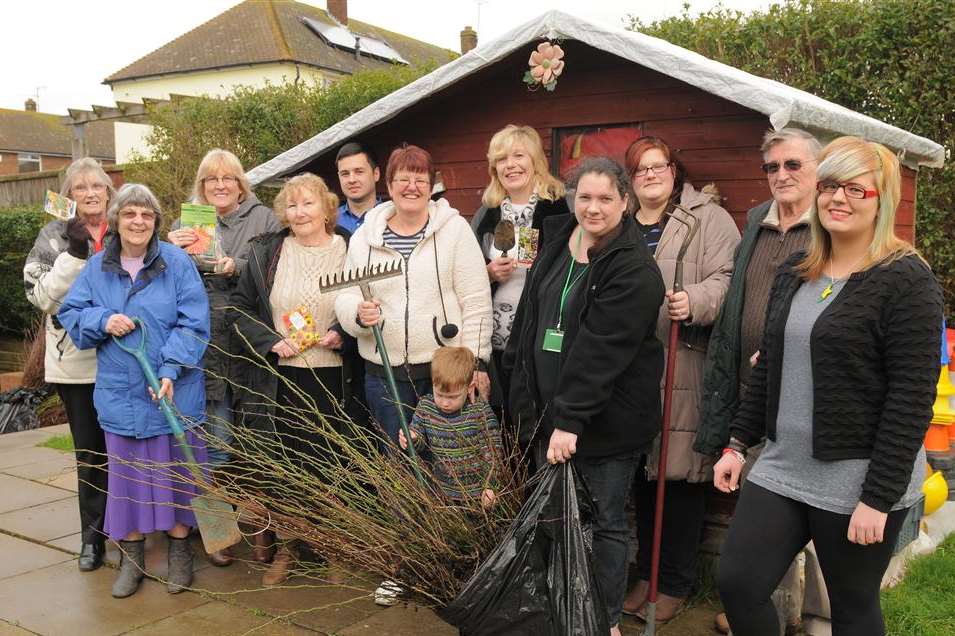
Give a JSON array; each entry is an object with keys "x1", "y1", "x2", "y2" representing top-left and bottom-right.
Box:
[
  {"x1": 630, "y1": 0, "x2": 955, "y2": 318},
  {"x1": 125, "y1": 64, "x2": 432, "y2": 218}
]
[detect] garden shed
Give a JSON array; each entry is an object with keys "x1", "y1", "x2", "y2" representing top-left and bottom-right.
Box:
[
  {"x1": 247, "y1": 9, "x2": 946, "y2": 552},
  {"x1": 248, "y1": 10, "x2": 944, "y2": 241}
]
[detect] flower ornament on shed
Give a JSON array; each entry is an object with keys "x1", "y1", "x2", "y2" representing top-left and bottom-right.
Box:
[{"x1": 524, "y1": 41, "x2": 565, "y2": 91}]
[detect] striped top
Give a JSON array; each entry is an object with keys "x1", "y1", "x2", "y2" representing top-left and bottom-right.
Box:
[
  {"x1": 409, "y1": 395, "x2": 503, "y2": 501},
  {"x1": 636, "y1": 219, "x2": 664, "y2": 255},
  {"x1": 382, "y1": 224, "x2": 426, "y2": 259}
]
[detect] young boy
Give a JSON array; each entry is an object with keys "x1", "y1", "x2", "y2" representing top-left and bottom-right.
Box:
[{"x1": 398, "y1": 346, "x2": 503, "y2": 507}]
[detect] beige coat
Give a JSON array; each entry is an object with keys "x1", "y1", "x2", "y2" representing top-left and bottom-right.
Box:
[{"x1": 645, "y1": 183, "x2": 741, "y2": 482}]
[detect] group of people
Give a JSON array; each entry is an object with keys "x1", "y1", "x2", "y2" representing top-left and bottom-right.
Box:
[{"x1": 23, "y1": 121, "x2": 942, "y2": 636}]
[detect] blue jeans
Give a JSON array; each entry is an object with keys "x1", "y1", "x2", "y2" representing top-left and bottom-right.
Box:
[
  {"x1": 204, "y1": 384, "x2": 234, "y2": 467},
  {"x1": 364, "y1": 374, "x2": 432, "y2": 452},
  {"x1": 574, "y1": 452, "x2": 640, "y2": 628}
]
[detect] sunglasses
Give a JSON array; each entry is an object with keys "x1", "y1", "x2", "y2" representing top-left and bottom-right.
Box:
[{"x1": 761, "y1": 159, "x2": 808, "y2": 174}]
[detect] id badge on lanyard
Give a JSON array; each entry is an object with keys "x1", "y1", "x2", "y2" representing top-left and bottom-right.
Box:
[{"x1": 542, "y1": 230, "x2": 588, "y2": 354}]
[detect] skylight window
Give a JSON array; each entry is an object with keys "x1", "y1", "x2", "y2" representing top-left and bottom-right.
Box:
[{"x1": 302, "y1": 17, "x2": 408, "y2": 65}]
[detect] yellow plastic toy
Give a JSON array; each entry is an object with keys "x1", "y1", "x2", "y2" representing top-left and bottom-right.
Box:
[
  {"x1": 922, "y1": 470, "x2": 949, "y2": 516},
  {"x1": 926, "y1": 366, "x2": 955, "y2": 451}
]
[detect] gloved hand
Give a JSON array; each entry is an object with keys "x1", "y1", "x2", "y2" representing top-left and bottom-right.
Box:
[{"x1": 66, "y1": 216, "x2": 91, "y2": 260}]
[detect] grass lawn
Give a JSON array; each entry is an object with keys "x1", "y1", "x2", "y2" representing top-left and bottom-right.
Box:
[
  {"x1": 37, "y1": 431, "x2": 74, "y2": 452},
  {"x1": 882, "y1": 532, "x2": 955, "y2": 636}
]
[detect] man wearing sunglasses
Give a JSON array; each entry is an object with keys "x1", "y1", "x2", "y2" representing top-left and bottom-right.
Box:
[{"x1": 696, "y1": 127, "x2": 827, "y2": 635}]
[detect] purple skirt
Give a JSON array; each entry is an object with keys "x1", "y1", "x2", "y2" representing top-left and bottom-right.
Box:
[{"x1": 104, "y1": 430, "x2": 209, "y2": 541}]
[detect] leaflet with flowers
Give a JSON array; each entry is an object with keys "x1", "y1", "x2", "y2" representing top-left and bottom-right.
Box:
[{"x1": 283, "y1": 306, "x2": 320, "y2": 351}]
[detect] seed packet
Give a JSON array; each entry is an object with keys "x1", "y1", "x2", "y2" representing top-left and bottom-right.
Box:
[
  {"x1": 179, "y1": 203, "x2": 218, "y2": 260},
  {"x1": 282, "y1": 306, "x2": 320, "y2": 351},
  {"x1": 44, "y1": 190, "x2": 76, "y2": 220},
  {"x1": 517, "y1": 227, "x2": 540, "y2": 266}
]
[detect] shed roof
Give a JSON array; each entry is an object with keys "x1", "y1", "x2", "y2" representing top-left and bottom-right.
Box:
[
  {"x1": 248, "y1": 10, "x2": 944, "y2": 185},
  {"x1": 0, "y1": 109, "x2": 114, "y2": 159},
  {"x1": 104, "y1": 0, "x2": 455, "y2": 84}
]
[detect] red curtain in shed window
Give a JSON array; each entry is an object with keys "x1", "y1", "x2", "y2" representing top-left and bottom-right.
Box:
[{"x1": 556, "y1": 125, "x2": 643, "y2": 179}]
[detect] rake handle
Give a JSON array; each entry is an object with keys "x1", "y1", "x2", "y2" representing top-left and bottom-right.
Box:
[{"x1": 359, "y1": 283, "x2": 426, "y2": 485}]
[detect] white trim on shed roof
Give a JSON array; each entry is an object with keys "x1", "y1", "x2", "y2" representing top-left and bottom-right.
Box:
[{"x1": 248, "y1": 10, "x2": 944, "y2": 185}]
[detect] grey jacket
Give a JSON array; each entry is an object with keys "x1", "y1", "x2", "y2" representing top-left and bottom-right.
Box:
[{"x1": 171, "y1": 195, "x2": 279, "y2": 401}]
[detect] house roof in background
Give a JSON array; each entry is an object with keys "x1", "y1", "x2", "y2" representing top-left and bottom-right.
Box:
[
  {"x1": 104, "y1": 0, "x2": 455, "y2": 84},
  {"x1": 0, "y1": 109, "x2": 114, "y2": 159},
  {"x1": 248, "y1": 10, "x2": 944, "y2": 185}
]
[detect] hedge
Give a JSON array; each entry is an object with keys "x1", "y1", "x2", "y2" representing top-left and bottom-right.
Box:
[
  {"x1": 0, "y1": 206, "x2": 46, "y2": 336},
  {"x1": 630, "y1": 0, "x2": 955, "y2": 319}
]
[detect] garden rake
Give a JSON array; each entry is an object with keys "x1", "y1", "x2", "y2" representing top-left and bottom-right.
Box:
[{"x1": 319, "y1": 260, "x2": 425, "y2": 484}]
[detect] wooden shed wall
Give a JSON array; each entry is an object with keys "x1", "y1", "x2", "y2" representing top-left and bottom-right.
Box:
[{"x1": 300, "y1": 39, "x2": 917, "y2": 239}]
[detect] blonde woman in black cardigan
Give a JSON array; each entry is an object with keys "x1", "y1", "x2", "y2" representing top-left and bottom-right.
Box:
[{"x1": 713, "y1": 137, "x2": 943, "y2": 636}]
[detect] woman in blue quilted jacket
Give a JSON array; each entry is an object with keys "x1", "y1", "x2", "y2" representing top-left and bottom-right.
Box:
[{"x1": 59, "y1": 183, "x2": 211, "y2": 600}]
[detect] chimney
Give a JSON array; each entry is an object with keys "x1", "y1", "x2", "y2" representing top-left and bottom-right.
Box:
[
  {"x1": 328, "y1": 0, "x2": 347, "y2": 25},
  {"x1": 460, "y1": 26, "x2": 477, "y2": 54},
  {"x1": 25, "y1": 98, "x2": 37, "y2": 112}
]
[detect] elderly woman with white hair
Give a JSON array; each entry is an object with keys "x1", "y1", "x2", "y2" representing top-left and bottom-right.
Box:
[
  {"x1": 167, "y1": 149, "x2": 279, "y2": 564},
  {"x1": 23, "y1": 157, "x2": 115, "y2": 572},
  {"x1": 59, "y1": 183, "x2": 211, "y2": 600}
]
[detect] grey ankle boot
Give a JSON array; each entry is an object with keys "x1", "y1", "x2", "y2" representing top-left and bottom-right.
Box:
[
  {"x1": 166, "y1": 536, "x2": 194, "y2": 593},
  {"x1": 112, "y1": 539, "x2": 146, "y2": 598}
]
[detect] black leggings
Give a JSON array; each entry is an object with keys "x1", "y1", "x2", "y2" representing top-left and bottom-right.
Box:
[{"x1": 718, "y1": 482, "x2": 908, "y2": 636}]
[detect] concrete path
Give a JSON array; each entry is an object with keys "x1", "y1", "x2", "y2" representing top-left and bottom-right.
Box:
[{"x1": 0, "y1": 425, "x2": 719, "y2": 636}]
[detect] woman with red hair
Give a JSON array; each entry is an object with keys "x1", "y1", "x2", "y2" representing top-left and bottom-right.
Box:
[
  {"x1": 335, "y1": 144, "x2": 492, "y2": 450},
  {"x1": 622, "y1": 136, "x2": 740, "y2": 623}
]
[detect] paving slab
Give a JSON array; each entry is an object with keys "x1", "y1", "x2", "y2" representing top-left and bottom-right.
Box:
[
  {"x1": 3, "y1": 454, "x2": 76, "y2": 483},
  {"x1": 0, "y1": 560, "x2": 206, "y2": 636},
  {"x1": 0, "y1": 496, "x2": 80, "y2": 542},
  {"x1": 194, "y1": 557, "x2": 381, "y2": 634},
  {"x1": 337, "y1": 604, "x2": 456, "y2": 636},
  {"x1": 0, "y1": 447, "x2": 64, "y2": 471},
  {"x1": 46, "y1": 531, "x2": 84, "y2": 555},
  {"x1": 124, "y1": 600, "x2": 315, "y2": 635},
  {"x1": 43, "y1": 470, "x2": 78, "y2": 493},
  {"x1": 0, "y1": 620, "x2": 38, "y2": 635},
  {"x1": 0, "y1": 426, "x2": 67, "y2": 453},
  {"x1": 0, "y1": 475, "x2": 74, "y2": 514},
  {"x1": 0, "y1": 534, "x2": 73, "y2": 581}
]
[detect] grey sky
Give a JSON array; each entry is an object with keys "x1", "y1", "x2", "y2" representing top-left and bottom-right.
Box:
[{"x1": 1, "y1": 0, "x2": 773, "y2": 115}]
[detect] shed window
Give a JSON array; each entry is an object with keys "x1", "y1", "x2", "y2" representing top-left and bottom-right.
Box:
[
  {"x1": 18, "y1": 152, "x2": 40, "y2": 173},
  {"x1": 554, "y1": 125, "x2": 643, "y2": 180}
]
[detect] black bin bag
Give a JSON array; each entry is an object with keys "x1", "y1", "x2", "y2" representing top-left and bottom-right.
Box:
[{"x1": 441, "y1": 461, "x2": 608, "y2": 635}]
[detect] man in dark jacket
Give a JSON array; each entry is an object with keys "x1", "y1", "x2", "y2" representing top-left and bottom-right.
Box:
[{"x1": 694, "y1": 128, "x2": 825, "y2": 635}]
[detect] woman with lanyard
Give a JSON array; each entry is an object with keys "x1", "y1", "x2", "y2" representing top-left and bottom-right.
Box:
[{"x1": 503, "y1": 157, "x2": 665, "y2": 635}]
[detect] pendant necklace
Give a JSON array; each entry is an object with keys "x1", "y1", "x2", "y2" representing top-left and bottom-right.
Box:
[{"x1": 819, "y1": 254, "x2": 865, "y2": 302}]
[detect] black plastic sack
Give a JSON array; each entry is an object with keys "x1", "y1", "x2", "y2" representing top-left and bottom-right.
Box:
[
  {"x1": 441, "y1": 462, "x2": 608, "y2": 636},
  {"x1": 0, "y1": 384, "x2": 51, "y2": 435}
]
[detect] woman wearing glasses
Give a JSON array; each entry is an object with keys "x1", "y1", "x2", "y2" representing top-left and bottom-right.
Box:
[
  {"x1": 23, "y1": 158, "x2": 115, "y2": 573},
  {"x1": 714, "y1": 137, "x2": 942, "y2": 636},
  {"x1": 620, "y1": 137, "x2": 740, "y2": 623},
  {"x1": 167, "y1": 149, "x2": 280, "y2": 566},
  {"x1": 335, "y1": 144, "x2": 492, "y2": 450}
]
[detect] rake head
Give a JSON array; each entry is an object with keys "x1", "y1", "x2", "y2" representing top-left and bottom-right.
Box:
[{"x1": 319, "y1": 260, "x2": 403, "y2": 293}]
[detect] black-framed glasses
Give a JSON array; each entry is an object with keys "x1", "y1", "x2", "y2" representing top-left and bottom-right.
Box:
[
  {"x1": 761, "y1": 159, "x2": 808, "y2": 174},
  {"x1": 202, "y1": 175, "x2": 239, "y2": 186},
  {"x1": 816, "y1": 180, "x2": 878, "y2": 199},
  {"x1": 632, "y1": 163, "x2": 671, "y2": 178}
]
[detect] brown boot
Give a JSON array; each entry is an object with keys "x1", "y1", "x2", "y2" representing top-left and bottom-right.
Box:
[
  {"x1": 262, "y1": 546, "x2": 294, "y2": 586},
  {"x1": 715, "y1": 611, "x2": 732, "y2": 634},
  {"x1": 622, "y1": 579, "x2": 649, "y2": 616},
  {"x1": 207, "y1": 545, "x2": 234, "y2": 567},
  {"x1": 253, "y1": 530, "x2": 276, "y2": 564},
  {"x1": 637, "y1": 593, "x2": 686, "y2": 624}
]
